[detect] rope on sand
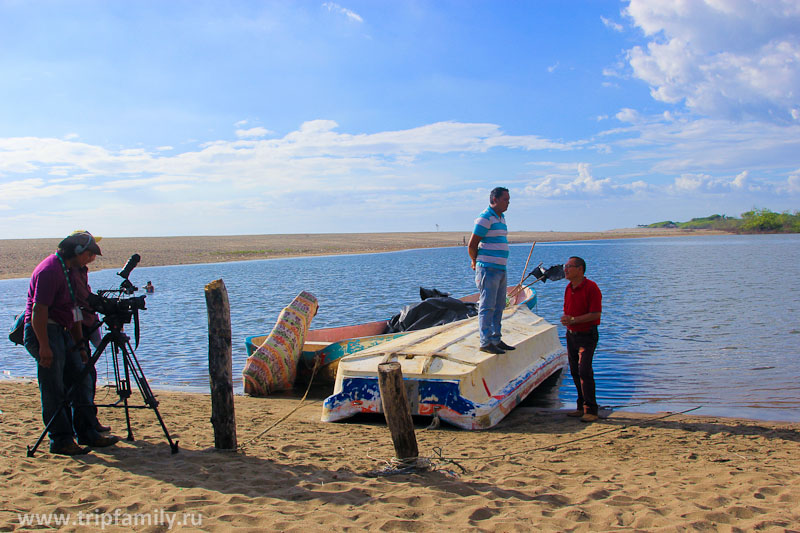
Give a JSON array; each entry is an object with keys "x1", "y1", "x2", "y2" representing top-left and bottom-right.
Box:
[
  {"x1": 363, "y1": 406, "x2": 703, "y2": 477},
  {"x1": 238, "y1": 356, "x2": 322, "y2": 452},
  {"x1": 365, "y1": 447, "x2": 467, "y2": 478}
]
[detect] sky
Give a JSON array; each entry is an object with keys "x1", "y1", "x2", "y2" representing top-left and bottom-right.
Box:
[{"x1": 1, "y1": 0, "x2": 799, "y2": 238}]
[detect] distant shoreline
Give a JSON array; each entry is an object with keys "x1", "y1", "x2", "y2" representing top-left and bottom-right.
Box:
[{"x1": 0, "y1": 228, "x2": 727, "y2": 280}]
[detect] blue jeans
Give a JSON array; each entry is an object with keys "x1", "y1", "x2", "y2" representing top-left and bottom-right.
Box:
[
  {"x1": 475, "y1": 265, "x2": 507, "y2": 347},
  {"x1": 24, "y1": 323, "x2": 100, "y2": 446}
]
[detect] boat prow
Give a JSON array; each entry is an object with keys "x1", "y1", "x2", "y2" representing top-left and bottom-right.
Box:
[{"x1": 321, "y1": 301, "x2": 566, "y2": 430}]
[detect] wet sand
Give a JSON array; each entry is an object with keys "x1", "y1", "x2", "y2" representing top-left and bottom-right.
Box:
[
  {"x1": 1, "y1": 380, "x2": 798, "y2": 531},
  {"x1": 0, "y1": 228, "x2": 725, "y2": 280}
]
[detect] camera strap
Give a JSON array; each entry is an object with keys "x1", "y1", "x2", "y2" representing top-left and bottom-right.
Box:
[{"x1": 55, "y1": 253, "x2": 82, "y2": 322}]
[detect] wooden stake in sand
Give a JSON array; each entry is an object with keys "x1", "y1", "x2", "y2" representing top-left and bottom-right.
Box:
[
  {"x1": 378, "y1": 362, "x2": 419, "y2": 460},
  {"x1": 205, "y1": 279, "x2": 237, "y2": 450}
]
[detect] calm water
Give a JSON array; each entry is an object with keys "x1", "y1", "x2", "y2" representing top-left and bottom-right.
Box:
[{"x1": 2, "y1": 235, "x2": 799, "y2": 422}]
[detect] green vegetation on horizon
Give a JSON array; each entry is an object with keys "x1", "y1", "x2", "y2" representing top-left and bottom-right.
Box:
[{"x1": 645, "y1": 208, "x2": 800, "y2": 233}]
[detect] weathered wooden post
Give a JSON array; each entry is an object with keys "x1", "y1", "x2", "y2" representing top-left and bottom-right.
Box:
[
  {"x1": 205, "y1": 279, "x2": 237, "y2": 450},
  {"x1": 377, "y1": 362, "x2": 418, "y2": 460}
]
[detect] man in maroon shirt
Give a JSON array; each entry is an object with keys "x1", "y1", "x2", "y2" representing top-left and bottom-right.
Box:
[
  {"x1": 24, "y1": 232, "x2": 119, "y2": 455},
  {"x1": 560, "y1": 256, "x2": 602, "y2": 423}
]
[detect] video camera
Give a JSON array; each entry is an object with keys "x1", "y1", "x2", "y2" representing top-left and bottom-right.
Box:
[
  {"x1": 88, "y1": 292, "x2": 146, "y2": 318},
  {"x1": 87, "y1": 254, "x2": 146, "y2": 327}
]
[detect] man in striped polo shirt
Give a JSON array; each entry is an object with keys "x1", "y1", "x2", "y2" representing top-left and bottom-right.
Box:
[{"x1": 468, "y1": 187, "x2": 515, "y2": 355}]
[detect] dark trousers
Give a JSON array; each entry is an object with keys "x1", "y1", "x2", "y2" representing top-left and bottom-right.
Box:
[
  {"x1": 23, "y1": 323, "x2": 100, "y2": 445},
  {"x1": 566, "y1": 327, "x2": 599, "y2": 415}
]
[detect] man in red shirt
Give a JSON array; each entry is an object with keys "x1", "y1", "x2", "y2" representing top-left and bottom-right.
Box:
[{"x1": 560, "y1": 256, "x2": 602, "y2": 423}]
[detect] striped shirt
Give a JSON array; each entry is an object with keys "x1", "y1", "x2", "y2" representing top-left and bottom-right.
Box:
[{"x1": 472, "y1": 206, "x2": 508, "y2": 270}]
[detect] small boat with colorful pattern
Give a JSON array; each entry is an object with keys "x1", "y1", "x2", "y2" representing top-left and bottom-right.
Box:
[
  {"x1": 245, "y1": 289, "x2": 518, "y2": 385},
  {"x1": 246, "y1": 322, "x2": 407, "y2": 384},
  {"x1": 245, "y1": 320, "x2": 405, "y2": 383},
  {"x1": 320, "y1": 287, "x2": 565, "y2": 429}
]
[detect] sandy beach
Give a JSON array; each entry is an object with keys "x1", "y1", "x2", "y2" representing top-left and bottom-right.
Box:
[
  {"x1": 0, "y1": 228, "x2": 725, "y2": 280},
  {"x1": 1, "y1": 380, "x2": 798, "y2": 531}
]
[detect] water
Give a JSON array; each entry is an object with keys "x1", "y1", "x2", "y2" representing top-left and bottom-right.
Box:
[{"x1": 2, "y1": 235, "x2": 799, "y2": 422}]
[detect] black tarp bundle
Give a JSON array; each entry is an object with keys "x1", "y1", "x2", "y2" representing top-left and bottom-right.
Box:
[
  {"x1": 529, "y1": 264, "x2": 565, "y2": 283},
  {"x1": 385, "y1": 268, "x2": 563, "y2": 333},
  {"x1": 386, "y1": 287, "x2": 478, "y2": 333}
]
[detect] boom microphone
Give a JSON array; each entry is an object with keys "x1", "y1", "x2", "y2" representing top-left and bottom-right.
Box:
[{"x1": 117, "y1": 254, "x2": 141, "y2": 280}]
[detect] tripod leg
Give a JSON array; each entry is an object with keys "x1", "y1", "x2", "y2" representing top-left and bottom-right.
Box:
[
  {"x1": 27, "y1": 397, "x2": 73, "y2": 457},
  {"x1": 112, "y1": 333, "x2": 135, "y2": 441},
  {"x1": 150, "y1": 402, "x2": 180, "y2": 454},
  {"x1": 120, "y1": 340, "x2": 179, "y2": 454},
  {"x1": 123, "y1": 396, "x2": 134, "y2": 441}
]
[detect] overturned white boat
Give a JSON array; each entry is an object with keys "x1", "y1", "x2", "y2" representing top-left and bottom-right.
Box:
[{"x1": 321, "y1": 288, "x2": 566, "y2": 430}]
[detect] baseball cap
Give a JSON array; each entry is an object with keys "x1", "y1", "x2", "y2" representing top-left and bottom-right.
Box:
[{"x1": 59, "y1": 230, "x2": 103, "y2": 256}]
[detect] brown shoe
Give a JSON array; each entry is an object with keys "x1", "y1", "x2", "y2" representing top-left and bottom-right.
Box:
[
  {"x1": 50, "y1": 440, "x2": 90, "y2": 456},
  {"x1": 566, "y1": 409, "x2": 584, "y2": 417},
  {"x1": 580, "y1": 413, "x2": 599, "y2": 423}
]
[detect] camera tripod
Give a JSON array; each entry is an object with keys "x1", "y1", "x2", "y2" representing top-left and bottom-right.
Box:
[{"x1": 27, "y1": 313, "x2": 180, "y2": 457}]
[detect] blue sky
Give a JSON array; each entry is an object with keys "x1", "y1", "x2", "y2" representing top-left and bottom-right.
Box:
[{"x1": 1, "y1": 0, "x2": 799, "y2": 237}]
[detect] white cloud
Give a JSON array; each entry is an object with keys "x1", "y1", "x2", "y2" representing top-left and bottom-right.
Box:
[
  {"x1": 601, "y1": 16, "x2": 623, "y2": 32},
  {"x1": 523, "y1": 163, "x2": 635, "y2": 199},
  {"x1": 670, "y1": 172, "x2": 760, "y2": 194},
  {"x1": 0, "y1": 137, "x2": 111, "y2": 174},
  {"x1": 624, "y1": 0, "x2": 800, "y2": 123},
  {"x1": 2, "y1": 116, "x2": 797, "y2": 237},
  {"x1": 235, "y1": 127, "x2": 271, "y2": 138},
  {"x1": 0, "y1": 121, "x2": 575, "y2": 203},
  {"x1": 672, "y1": 173, "x2": 704, "y2": 192},
  {"x1": 597, "y1": 113, "x2": 800, "y2": 176},
  {"x1": 322, "y1": 2, "x2": 363, "y2": 23},
  {"x1": 280, "y1": 120, "x2": 576, "y2": 155},
  {"x1": 785, "y1": 169, "x2": 800, "y2": 193},
  {"x1": 732, "y1": 170, "x2": 748, "y2": 189},
  {"x1": 615, "y1": 108, "x2": 642, "y2": 123},
  {"x1": 0, "y1": 178, "x2": 85, "y2": 203},
  {"x1": 153, "y1": 183, "x2": 193, "y2": 193}
]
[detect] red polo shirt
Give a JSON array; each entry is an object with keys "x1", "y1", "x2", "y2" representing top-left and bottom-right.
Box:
[{"x1": 564, "y1": 278, "x2": 602, "y2": 332}]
